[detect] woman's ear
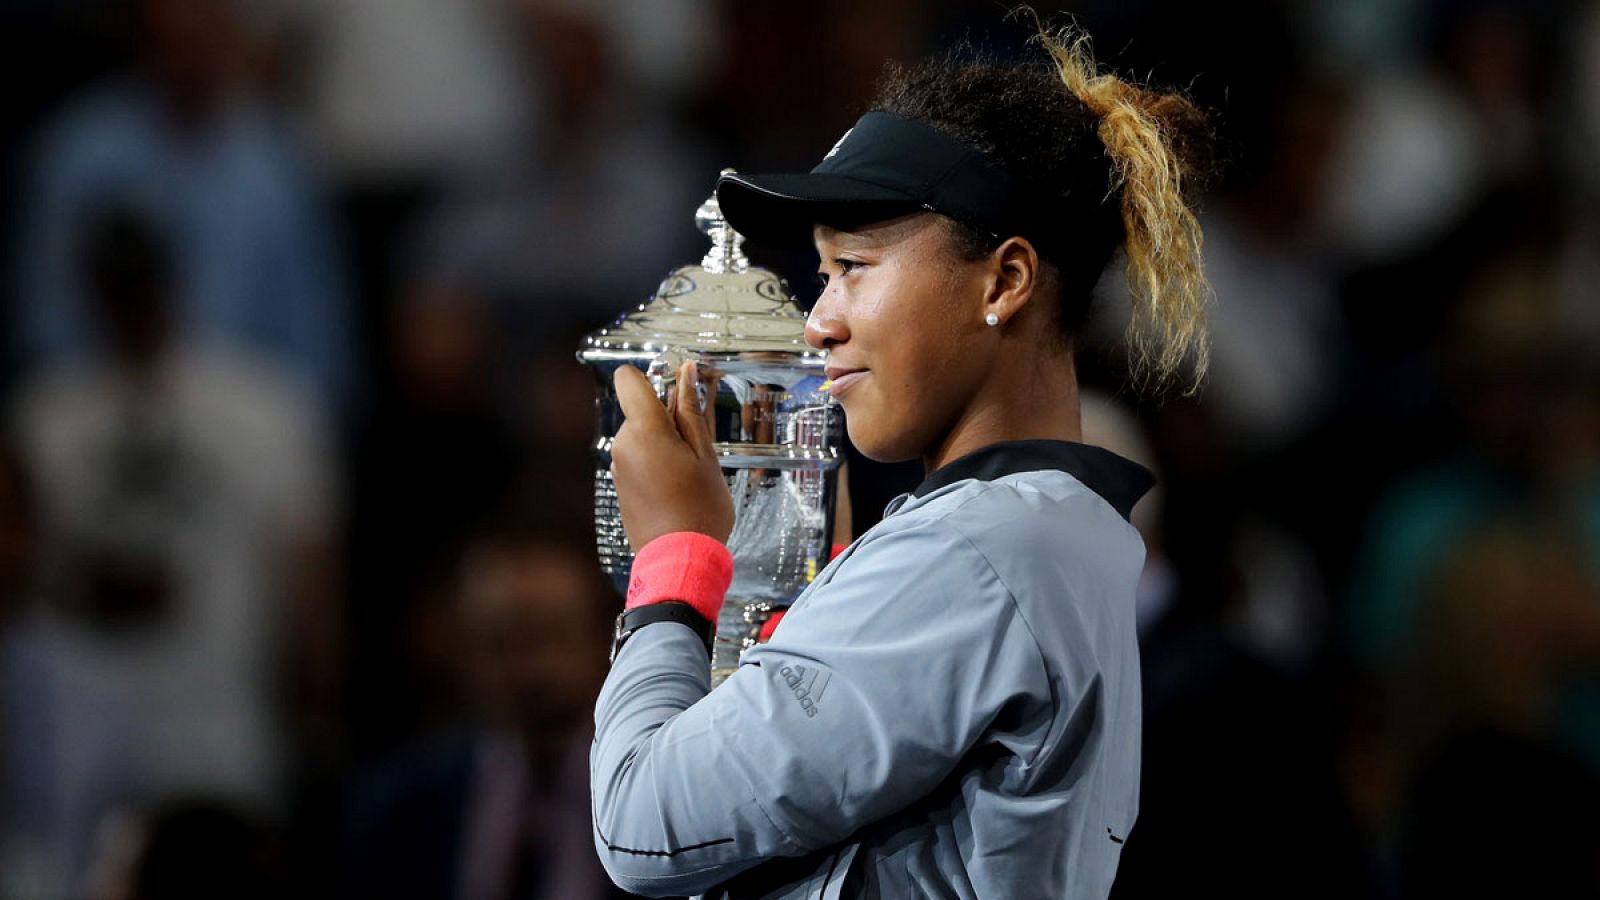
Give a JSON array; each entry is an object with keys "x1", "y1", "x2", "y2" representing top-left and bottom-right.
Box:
[{"x1": 983, "y1": 236, "x2": 1042, "y2": 326}]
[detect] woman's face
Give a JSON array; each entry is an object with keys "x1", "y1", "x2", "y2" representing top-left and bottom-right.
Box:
[{"x1": 808, "y1": 214, "x2": 994, "y2": 462}]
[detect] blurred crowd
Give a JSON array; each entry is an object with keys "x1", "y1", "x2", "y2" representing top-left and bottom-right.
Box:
[{"x1": 1, "y1": 0, "x2": 1598, "y2": 898}]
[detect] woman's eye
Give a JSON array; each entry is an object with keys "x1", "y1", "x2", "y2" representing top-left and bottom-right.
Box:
[{"x1": 816, "y1": 259, "x2": 864, "y2": 288}]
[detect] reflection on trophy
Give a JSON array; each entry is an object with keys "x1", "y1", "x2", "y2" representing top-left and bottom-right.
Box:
[{"x1": 577, "y1": 173, "x2": 844, "y2": 684}]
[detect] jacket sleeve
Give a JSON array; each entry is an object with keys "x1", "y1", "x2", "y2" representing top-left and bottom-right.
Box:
[{"x1": 590, "y1": 515, "x2": 1052, "y2": 897}]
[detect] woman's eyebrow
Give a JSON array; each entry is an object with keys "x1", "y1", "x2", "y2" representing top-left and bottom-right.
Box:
[{"x1": 817, "y1": 233, "x2": 876, "y2": 255}]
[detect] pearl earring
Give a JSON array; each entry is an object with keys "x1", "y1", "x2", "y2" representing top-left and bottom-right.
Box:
[{"x1": 985, "y1": 312, "x2": 1000, "y2": 327}]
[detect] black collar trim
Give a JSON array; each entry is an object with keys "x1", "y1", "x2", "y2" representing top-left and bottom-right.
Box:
[{"x1": 911, "y1": 439, "x2": 1154, "y2": 522}]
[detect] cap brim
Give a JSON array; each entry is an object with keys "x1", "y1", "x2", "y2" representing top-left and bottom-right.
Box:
[{"x1": 716, "y1": 172, "x2": 922, "y2": 249}]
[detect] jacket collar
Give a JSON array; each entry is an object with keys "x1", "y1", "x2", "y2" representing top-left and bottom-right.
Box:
[{"x1": 907, "y1": 439, "x2": 1154, "y2": 522}]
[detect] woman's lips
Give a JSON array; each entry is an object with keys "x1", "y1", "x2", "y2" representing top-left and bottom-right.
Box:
[{"x1": 827, "y1": 369, "x2": 868, "y2": 399}]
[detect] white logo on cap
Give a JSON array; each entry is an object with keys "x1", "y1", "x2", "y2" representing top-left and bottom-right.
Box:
[{"x1": 823, "y1": 128, "x2": 853, "y2": 161}]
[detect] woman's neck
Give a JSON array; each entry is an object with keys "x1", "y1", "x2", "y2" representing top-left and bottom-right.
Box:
[{"x1": 921, "y1": 349, "x2": 1084, "y2": 475}]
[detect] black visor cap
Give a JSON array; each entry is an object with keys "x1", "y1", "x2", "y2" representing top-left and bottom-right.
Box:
[
  {"x1": 715, "y1": 172, "x2": 922, "y2": 248},
  {"x1": 716, "y1": 111, "x2": 1054, "y2": 252}
]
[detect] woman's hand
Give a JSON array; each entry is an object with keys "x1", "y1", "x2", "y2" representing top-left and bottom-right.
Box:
[{"x1": 610, "y1": 360, "x2": 734, "y2": 551}]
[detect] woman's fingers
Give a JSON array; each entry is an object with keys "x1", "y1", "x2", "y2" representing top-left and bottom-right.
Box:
[
  {"x1": 613, "y1": 361, "x2": 720, "y2": 465},
  {"x1": 675, "y1": 360, "x2": 717, "y2": 457},
  {"x1": 608, "y1": 360, "x2": 736, "y2": 549},
  {"x1": 698, "y1": 365, "x2": 720, "y2": 442}
]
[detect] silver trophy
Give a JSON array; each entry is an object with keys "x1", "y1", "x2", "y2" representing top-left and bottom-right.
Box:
[{"x1": 578, "y1": 173, "x2": 843, "y2": 684}]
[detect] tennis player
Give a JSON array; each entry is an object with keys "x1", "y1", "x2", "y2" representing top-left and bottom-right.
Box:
[{"x1": 595, "y1": 27, "x2": 1212, "y2": 899}]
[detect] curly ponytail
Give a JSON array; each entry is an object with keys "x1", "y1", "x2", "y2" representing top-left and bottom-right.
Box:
[{"x1": 1037, "y1": 27, "x2": 1212, "y2": 394}]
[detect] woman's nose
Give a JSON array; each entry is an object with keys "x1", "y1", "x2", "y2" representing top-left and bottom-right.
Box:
[{"x1": 805, "y1": 298, "x2": 848, "y2": 350}]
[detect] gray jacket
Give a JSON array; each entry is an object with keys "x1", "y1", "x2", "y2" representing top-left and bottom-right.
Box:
[{"x1": 592, "y1": 440, "x2": 1153, "y2": 899}]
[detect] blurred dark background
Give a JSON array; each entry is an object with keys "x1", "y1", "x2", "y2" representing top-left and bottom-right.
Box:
[{"x1": 1, "y1": 1, "x2": 1598, "y2": 898}]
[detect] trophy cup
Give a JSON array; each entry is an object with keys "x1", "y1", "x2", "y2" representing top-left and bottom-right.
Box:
[{"x1": 578, "y1": 174, "x2": 843, "y2": 685}]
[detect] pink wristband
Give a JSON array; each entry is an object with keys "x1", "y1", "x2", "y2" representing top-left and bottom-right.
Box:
[{"x1": 626, "y1": 532, "x2": 734, "y2": 623}]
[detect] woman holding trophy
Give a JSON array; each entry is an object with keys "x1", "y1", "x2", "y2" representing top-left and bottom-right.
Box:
[{"x1": 594, "y1": 26, "x2": 1211, "y2": 900}]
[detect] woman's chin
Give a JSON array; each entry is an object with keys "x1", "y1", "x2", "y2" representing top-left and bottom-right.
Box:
[{"x1": 843, "y1": 417, "x2": 921, "y2": 465}]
